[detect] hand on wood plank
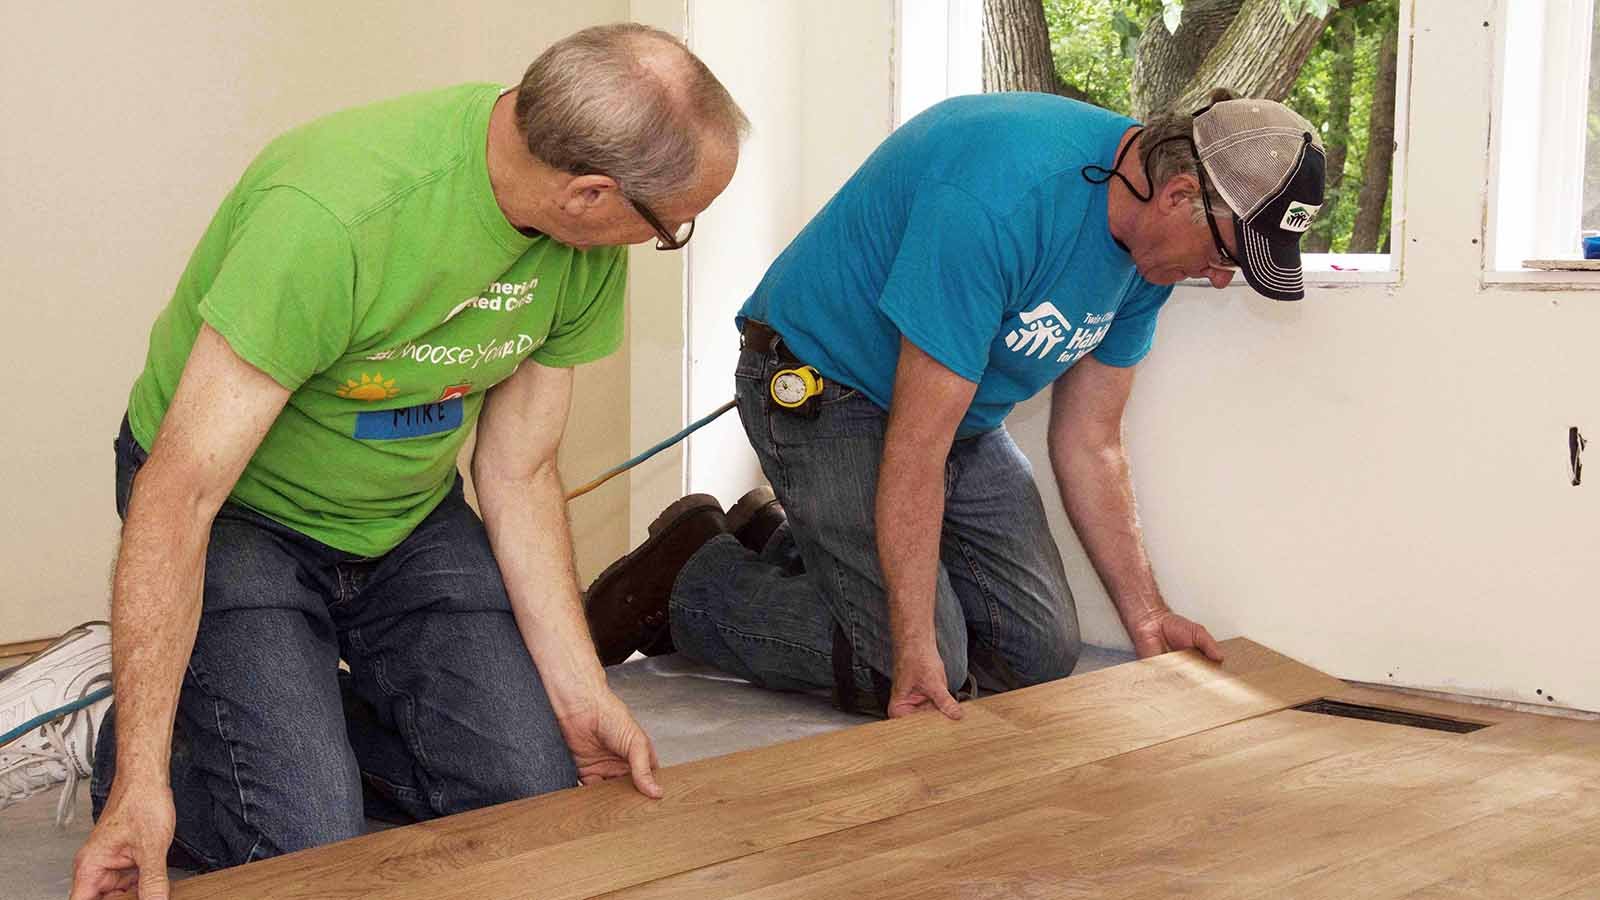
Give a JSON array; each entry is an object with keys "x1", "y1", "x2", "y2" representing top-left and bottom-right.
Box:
[
  {"x1": 556, "y1": 688, "x2": 663, "y2": 798},
  {"x1": 1127, "y1": 610, "x2": 1225, "y2": 662},
  {"x1": 69, "y1": 782, "x2": 176, "y2": 900},
  {"x1": 887, "y1": 641, "x2": 964, "y2": 721}
]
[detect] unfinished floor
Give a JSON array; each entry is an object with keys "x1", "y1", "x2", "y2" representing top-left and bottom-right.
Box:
[{"x1": 121, "y1": 640, "x2": 1600, "y2": 898}]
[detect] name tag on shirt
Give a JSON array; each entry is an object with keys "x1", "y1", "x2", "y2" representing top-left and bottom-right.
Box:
[{"x1": 354, "y1": 398, "x2": 464, "y2": 440}]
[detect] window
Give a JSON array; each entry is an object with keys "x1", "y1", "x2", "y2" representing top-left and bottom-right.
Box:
[
  {"x1": 894, "y1": 0, "x2": 982, "y2": 127},
  {"x1": 1489, "y1": 0, "x2": 1600, "y2": 271}
]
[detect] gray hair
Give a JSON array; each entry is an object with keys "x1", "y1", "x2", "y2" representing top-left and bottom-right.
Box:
[
  {"x1": 1143, "y1": 87, "x2": 1236, "y2": 223},
  {"x1": 513, "y1": 23, "x2": 750, "y2": 206}
]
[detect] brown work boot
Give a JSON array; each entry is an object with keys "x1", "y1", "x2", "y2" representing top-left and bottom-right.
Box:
[
  {"x1": 584, "y1": 494, "x2": 727, "y2": 666},
  {"x1": 726, "y1": 486, "x2": 785, "y2": 554}
]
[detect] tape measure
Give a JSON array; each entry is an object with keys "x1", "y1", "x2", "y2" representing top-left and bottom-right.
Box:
[{"x1": 770, "y1": 365, "x2": 824, "y2": 410}]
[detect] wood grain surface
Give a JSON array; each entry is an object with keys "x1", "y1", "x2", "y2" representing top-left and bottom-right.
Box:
[{"x1": 170, "y1": 639, "x2": 1598, "y2": 899}]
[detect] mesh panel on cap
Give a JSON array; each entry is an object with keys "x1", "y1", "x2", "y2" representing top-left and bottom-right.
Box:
[{"x1": 1194, "y1": 101, "x2": 1320, "y2": 219}]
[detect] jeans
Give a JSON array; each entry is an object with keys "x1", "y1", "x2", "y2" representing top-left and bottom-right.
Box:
[
  {"x1": 92, "y1": 416, "x2": 578, "y2": 871},
  {"x1": 670, "y1": 343, "x2": 1082, "y2": 715}
]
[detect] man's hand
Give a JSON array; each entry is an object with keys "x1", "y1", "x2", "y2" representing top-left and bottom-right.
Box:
[
  {"x1": 556, "y1": 689, "x2": 663, "y2": 799},
  {"x1": 887, "y1": 642, "x2": 964, "y2": 720},
  {"x1": 69, "y1": 782, "x2": 175, "y2": 900},
  {"x1": 1128, "y1": 610, "x2": 1225, "y2": 662}
]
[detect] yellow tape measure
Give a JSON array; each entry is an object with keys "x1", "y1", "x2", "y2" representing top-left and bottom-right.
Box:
[{"x1": 770, "y1": 366, "x2": 824, "y2": 409}]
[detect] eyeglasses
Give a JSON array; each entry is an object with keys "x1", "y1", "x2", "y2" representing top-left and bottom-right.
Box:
[
  {"x1": 1190, "y1": 146, "x2": 1239, "y2": 269},
  {"x1": 626, "y1": 194, "x2": 695, "y2": 251},
  {"x1": 1184, "y1": 103, "x2": 1240, "y2": 270}
]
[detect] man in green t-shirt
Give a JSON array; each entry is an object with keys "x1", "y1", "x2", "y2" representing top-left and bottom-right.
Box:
[{"x1": 69, "y1": 24, "x2": 747, "y2": 899}]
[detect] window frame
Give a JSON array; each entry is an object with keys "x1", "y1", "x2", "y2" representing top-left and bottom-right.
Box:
[{"x1": 1484, "y1": 0, "x2": 1600, "y2": 283}]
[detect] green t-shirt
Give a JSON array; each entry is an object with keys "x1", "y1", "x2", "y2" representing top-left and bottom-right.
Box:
[{"x1": 127, "y1": 83, "x2": 626, "y2": 556}]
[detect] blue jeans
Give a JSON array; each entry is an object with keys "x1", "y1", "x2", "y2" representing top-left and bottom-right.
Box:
[
  {"x1": 92, "y1": 416, "x2": 578, "y2": 871},
  {"x1": 671, "y1": 344, "x2": 1082, "y2": 715}
]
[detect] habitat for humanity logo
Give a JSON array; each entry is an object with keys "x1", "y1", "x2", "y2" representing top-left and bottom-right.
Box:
[
  {"x1": 1280, "y1": 202, "x2": 1321, "y2": 233},
  {"x1": 1004, "y1": 302, "x2": 1070, "y2": 360}
]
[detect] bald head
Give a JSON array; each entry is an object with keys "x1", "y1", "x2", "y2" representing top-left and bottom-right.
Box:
[{"x1": 513, "y1": 23, "x2": 749, "y2": 207}]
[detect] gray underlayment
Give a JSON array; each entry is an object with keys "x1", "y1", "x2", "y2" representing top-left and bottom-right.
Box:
[{"x1": 0, "y1": 645, "x2": 1134, "y2": 900}]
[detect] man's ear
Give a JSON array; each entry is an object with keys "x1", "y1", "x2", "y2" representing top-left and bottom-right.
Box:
[
  {"x1": 559, "y1": 173, "x2": 623, "y2": 215},
  {"x1": 1158, "y1": 173, "x2": 1201, "y2": 217}
]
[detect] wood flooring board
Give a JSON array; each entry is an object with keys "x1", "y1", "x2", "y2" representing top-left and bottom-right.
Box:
[
  {"x1": 169, "y1": 704, "x2": 1017, "y2": 900},
  {"x1": 340, "y1": 644, "x2": 1321, "y2": 900},
  {"x1": 981, "y1": 638, "x2": 1340, "y2": 731},
  {"x1": 607, "y1": 715, "x2": 1372, "y2": 898},
  {"x1": 1257, "y1": 784, "x2": 1600, "y2": 899},
  {"x1": 176, "y1": 641, "x2": 1324, "y2": 899},
  {"x1": 1098, "y1": 715, "x2": 1595, "y2": 898},
  {"x1": 600, "y1": 779, "x2": 1116, "y2": 899},
  {"x1": 1395, "y1": 798, "x2": 1600, "y2": 899},
  {"x1": 646, "y1": 711, "x2": 1599, "y2": 900}
]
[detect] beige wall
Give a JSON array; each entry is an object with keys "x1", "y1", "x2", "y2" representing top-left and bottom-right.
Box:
[
  {"x1": 683, "y1": 0, "x2": 897, "y2": 508},
  {"x1": 0, "y1": 1, "x2": 634, "y2": 643}
]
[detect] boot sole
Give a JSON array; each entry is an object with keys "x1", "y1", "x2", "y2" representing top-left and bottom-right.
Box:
[{"x1": 725, "y1": 486, "x2": 778, "y2": 537}]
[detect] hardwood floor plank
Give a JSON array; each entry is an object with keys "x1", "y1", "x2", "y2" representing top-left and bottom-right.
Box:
[
  {"x1": 174, "y1": 640, "x2": 1333, "y2": 899},
  {"x1": 600, "y1": 714, "x2": 1337, "y2": 897},
  {"x1": 618, "y1": 710, "x2": 1600, "y2": 900}
]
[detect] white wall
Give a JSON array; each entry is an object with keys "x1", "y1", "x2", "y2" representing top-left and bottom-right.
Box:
[
  {"x1": 682, "y1": 0, "x2": 897, "y2": 509},
  {"x1": 1, "y1": 1, "x2": 635, "y2": 643},
  {"x1": 1010, "y1": 0, "x2": 1598, "y2": 712}
]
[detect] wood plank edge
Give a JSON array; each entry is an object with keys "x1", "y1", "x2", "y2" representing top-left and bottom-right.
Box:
[{"x1": 0, "y1": 636, "x2": 56, "y2": 661}]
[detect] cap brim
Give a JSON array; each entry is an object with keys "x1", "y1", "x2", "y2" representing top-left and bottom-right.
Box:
[
  {"x1": 1233, "y1": 216, "x2": 1306, "y2": 302},
  {"x1": 1226, "y1": 140, "x2": 1326, "y2": 303}
]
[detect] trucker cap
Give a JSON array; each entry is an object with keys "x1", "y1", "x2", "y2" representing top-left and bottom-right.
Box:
[{"x1": 1193, "y1": 99, "x2": 1327, "y2": 301}]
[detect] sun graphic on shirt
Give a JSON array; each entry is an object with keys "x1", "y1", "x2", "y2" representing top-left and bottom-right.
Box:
[{"x1": 336, "y1": 372, "x2": 399, "y2": 401}]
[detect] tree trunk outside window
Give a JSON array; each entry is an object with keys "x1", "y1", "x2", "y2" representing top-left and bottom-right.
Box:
[
  {"x1": 1347, "y1": 21, "x2": 1397, "y2": 252},
  {"x1": 982, "y1": 0, "x2": 1089, "y2": 99},
  {"x1": 1302, "y1": 12, "x2": 1355, "y2": 254},
  {"x1": 1133, "y1": 0, "x2": 1333, "y2": 119}
]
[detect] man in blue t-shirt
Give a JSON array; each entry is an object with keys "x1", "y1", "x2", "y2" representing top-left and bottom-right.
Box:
[{"x1": 587, "y1": 91, "x2": 1325, "y2": 718}]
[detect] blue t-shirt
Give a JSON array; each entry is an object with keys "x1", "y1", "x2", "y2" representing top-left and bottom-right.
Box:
[{"x1": 739, "y1": 93, "x2": 1173, "y2": 437}]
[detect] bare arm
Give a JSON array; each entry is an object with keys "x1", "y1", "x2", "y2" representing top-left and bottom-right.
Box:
[
  {"x1": 73, "y1": 324, "x2": 289, "y2": 900},
  {"x1": 471, "y1": 358, "x2": 660, "y2": 797},
  {"x1": 877, "y1": 338, "x2": 977, "y2": 719},
  {"x1": 1047, "y1": 356, "x2": 1221, "y2": 660}
]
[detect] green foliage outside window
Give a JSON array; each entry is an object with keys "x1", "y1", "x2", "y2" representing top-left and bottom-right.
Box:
[{"x1": 1040, "y1": 0, "x2": 1398, "y2": 253}]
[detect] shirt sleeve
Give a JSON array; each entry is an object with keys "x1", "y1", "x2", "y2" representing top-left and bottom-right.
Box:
[
  {"x1": 531, "y1": 246, "x2": 627, "y2": 367},
  {"x1": 875, "y1": 181, "x2": 1017, "y2": 384},
  {"x1": 1092, "y1": 277, "x2": 1173, "y2": 367},
  {"x1": 197, "y1": 187, "x2": 356, "y2": 390}
]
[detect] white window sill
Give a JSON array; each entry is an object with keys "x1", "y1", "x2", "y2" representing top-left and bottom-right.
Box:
[
  {"x1": 1180, "y1": 268, "x2": 1399, "y2": 289},
  {"x1": 1483, "y1": 268, "x2": 1600, "y2": 288},
  {"x1": 1179, "y1": 254, "x2": 1397, "y2": 289}
]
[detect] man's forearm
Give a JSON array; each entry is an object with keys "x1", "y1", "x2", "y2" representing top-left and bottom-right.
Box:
[
  {"x1": 1051, "y1": 442, "x2": 1168, "y2": 630},
  {"x1": 474, "y1": 461, "x2": 606, "y2": 716},
  {"x1": 109, "y1": 480, "x2": 210, "y2": 790},
  {"x1": 875, "y1": 440, "x2": 947, "y2": 654}
]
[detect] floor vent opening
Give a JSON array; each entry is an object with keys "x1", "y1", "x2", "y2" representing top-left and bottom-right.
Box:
[{"x1": 1293, "y1": 699, "x2": 1490, "y2": 733}]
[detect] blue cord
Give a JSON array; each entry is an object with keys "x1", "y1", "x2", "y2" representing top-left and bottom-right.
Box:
[
  {"x1": 603, "y1": 399, "x2": 736, "y2": 480},
  {"x1": 0, "y1": 686, "x2": 113, "y2": 749},
  {"x1": 567, "y1": 399, "x2": 736, "y2": 499}
]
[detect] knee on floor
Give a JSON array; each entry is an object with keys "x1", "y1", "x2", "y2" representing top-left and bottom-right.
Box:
[
  {"x1": 1003, "y1": 627, "x2": 1083, "y2": 689},
  {"x1": 208, "y1": 774, "x2": 366, "y2": 866},
  {"x1": 441, "y1": 742, "x2": 580, "y2": 812}
]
